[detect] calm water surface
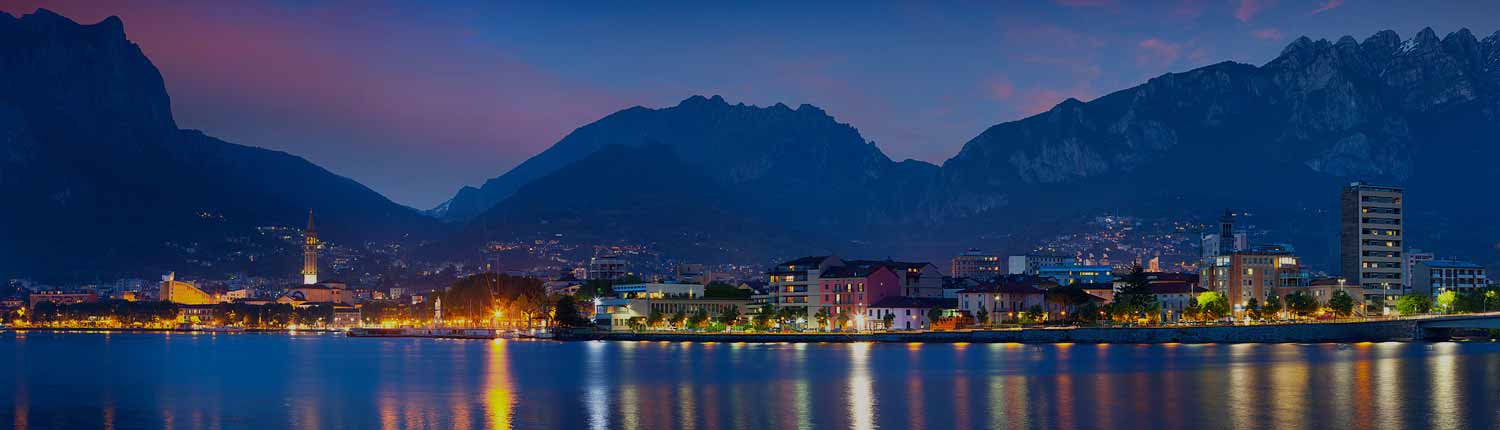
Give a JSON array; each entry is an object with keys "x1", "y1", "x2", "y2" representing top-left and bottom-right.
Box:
[{"x1": 3, "y1": 331, "x2": 1499, "y2": 429}]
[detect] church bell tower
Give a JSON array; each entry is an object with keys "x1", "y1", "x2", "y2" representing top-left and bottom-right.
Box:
[{"x1": 302, "y1": 210, "x2": 319, "y2": 285}]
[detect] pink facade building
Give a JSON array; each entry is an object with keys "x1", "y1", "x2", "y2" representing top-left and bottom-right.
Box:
[{"x1": 818, "y1": 263, "x2": 902, "y2": 327}]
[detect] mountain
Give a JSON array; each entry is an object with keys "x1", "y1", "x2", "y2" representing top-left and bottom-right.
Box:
[
  {"x1": 939, "y1": 27, "x2": 1500, "y2": 269},
  {"x1": 464, "y1": 143, "x2": 806, "y2": 261},
  {"x1": 0, "y1": 10, "x2": 440, "y2": 280},
  {"x1": 432, "y1": 95, "x2": 945, "y2": 228},
  {"x1": 450, "y1": 27, "x2": 1500, "y2": 271}
]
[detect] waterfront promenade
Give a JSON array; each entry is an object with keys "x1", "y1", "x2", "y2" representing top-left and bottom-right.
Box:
[{"x1": 565, "y1": 314, "x2": 1500, "y2": 344}]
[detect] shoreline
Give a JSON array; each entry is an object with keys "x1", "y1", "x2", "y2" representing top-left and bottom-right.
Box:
[
  {"x1": 4, "y1": 327, "x2": 344, "y2": 334},
  {"x1": 562, "y1": 319, "x2": 1457, "y2": 344},
  {"x1": 10, "y1": 317, "x2": 1497, "y2": 344}
]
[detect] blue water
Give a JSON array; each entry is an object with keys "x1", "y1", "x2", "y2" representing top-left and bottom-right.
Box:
[{"x1": 2, "y1": 331, "x2": 1498, "y2": 429}]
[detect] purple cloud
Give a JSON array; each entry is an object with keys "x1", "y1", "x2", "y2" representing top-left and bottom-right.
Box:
[{"x1": 1310, "y1": 0, "x2": 1344, "y2": 14}]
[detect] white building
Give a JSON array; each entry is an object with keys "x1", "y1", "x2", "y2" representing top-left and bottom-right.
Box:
[
  {"x1": 865, "y1": 297, "x2": 957, "y2": 331},
  {"x1": 587, "y1": 255, "x2": 627, "y2": 281},
  {"x1": 1411, "y1": 260, "x2": 1489, "y2": 297},
  {"x1": 1007, "y1": 254, "x2": 1075, "y2": 275}
]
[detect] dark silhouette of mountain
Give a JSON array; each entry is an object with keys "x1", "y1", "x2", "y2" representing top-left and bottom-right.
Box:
[
  {"x1": 432, "y1": 95, "x2": 943, "y2": 229},
  {"x1": 0, "y1": 10, "x2": 439, "y2": 279},
  {"x1": 464, "y1": 144, "x2": 808, "y2": 261},
  {"x1": 446, "y1": 28, "x2": 1500, "y2": 271},
  {"x1": 940, "y1": 27, "x2": 1500, "y2": 270}
]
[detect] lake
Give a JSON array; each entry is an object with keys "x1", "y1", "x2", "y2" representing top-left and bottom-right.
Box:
[{"x1": 2, "y1": 332, "x2": 1498, "y2": 429}]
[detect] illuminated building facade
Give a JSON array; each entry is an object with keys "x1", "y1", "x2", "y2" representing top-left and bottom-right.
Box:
[
  {"x1": 1204, "y1": 246, "x2": 1304, "y2": 310},
  {"x1": 951, "y1": 249, "x2": 1002, "y2": 280},
  {"x1": 1201, "y1": 209, "x2": 1247, "y2": 268},
  {"x1": 302, "y1": 210, "x2": 319, "y2": 285},
  {"x1": 159, "y1": 272, "x2": 218, "y2": 305},
  {"x1": 817, "y1": 263, "x2": 901, "y2": 328},
  {"x1": 28, "y1": 291, "x2": 98, "y2": 308},
  {"x1": 1340, "y1": 182, "x2": 1404, "y2": 306},
  {"x1": 1411, "y1": 260, "x2": 1489, "y2": 297},
  {"x1": 1007, "y1": 254, "x2": 1075, "y2": 275}
]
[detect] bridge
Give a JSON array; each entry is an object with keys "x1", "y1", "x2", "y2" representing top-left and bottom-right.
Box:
[{"x1": 1410, "y1": 312, "x2": 1500, "y2": 340}]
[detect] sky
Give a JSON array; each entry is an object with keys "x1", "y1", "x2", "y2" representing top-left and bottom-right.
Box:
[{"x1": 2, "y1": 1, "x2": 1498, "y2": 209}]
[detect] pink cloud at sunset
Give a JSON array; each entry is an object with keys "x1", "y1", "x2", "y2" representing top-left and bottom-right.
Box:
[
  {"x1": 1235, "y1": 0, "x2": 1275, "y2": 22},
  {"x1": 1310, "y1": 0, "x2": 1345, "y2": 14},
  {"x1": 1251, "y1": 28, "x2": 1285, "y2": 40}
]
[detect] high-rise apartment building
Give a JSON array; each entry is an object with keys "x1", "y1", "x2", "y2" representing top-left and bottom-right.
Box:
[{"x1": 1340, "y1": 182, "x2": 1404, "y2": 308}]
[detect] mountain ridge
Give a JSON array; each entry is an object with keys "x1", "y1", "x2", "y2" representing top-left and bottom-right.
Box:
[
  {"x1": 453, "y1": 26, "x2": 1500, "y2": 270},
  {"x1": 0, "y1": 9, "x2": 441, "y2": 280}
]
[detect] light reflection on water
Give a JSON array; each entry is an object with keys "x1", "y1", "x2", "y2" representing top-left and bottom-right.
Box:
[{"x1": 3, "y1": 333, "x2": 1500, "y2": 429}]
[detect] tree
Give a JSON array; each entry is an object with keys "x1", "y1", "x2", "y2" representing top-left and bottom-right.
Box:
[
  {"x1": 1183, "y1": 298, "x2": 1202, "y2": 322},
  {"x1": 1485, "y1": 286, "x2": 1500, "y2": 312},
  {"x1": 1327, "y1": 290, "x2": 1355, "y2": 317},
  {"x1": 1245, "y1": 298, "x2": 1262, "y2": 321},
  {"x1": 626, "y1": 317, "x2": 646, "y2": 331},
  {"x1": 1435, "y1": 291, "x2": 1459, "y2": 314},
  {"x1": 777, "y1": 307, "x2": 801, "y2": 329},
  {"x1": 717, "y1": 306, "x2": 741, "y2": 326},
  {"x1": 1365, "y1": 294, "x2": 1387, "y2": 315},
  {"x1": 882, "y1": 312, "x2": 895, "y2": 330},
  {"x1": 1076, "y1": 301, "x2": 1101, "y2": 324},
  {"x1": 552, "y1": 295, "x2": 589, "y2": 327},
  {"x1": 927, "y1": 306, "x2": 945, "y2": 328},
  {"x1": 670, "y1": 311, "x2": 687, "y2": 329},
  {"x1": 1111, "y1": 265, "x2": 1160, "y2": 322},
  {"x1": 1285, "y1": 291, "x2": 1319, "y2": 318},
  {"x1": 1195, "y1": 291, "x2": 1231, "y2": 321},
  {"x1": 814, "y1": 307, "x2": 832, "y2": 330},
  {"x1": 975, "y1": 308, "x2": 990, "y2": 326},
  {"x1": 688, "y1": 308, "x2": 710, "y2": 329},
  {"x1": 1263, "y1": 294, "x2": 1283, "y2": 320},
  {"x1": 647, "y1": 309, "x2": 665, "y2": 329},
  {"x1": 753, "y1": 305, "x2": 776, "y2": 330},
  {"x1": 1455, "y1": 291, "x2": 1485, "y2": 314},
  {"x1": 1396, "y1": 294, "x2": 1432, "y2": 316},
  {"x1": 834, "y1": 312, "x2": 851, "y2": 330},
  {"x1": 1025, "y1": 305, "x2": 1045, "y2": 324}
]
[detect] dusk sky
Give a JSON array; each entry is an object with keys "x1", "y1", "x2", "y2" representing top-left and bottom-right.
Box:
[{"x1": 3, "y1": 0, "x2": 1498, "y2": 208}]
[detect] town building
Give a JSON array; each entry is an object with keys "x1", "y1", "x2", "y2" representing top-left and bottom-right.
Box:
[
  {"x1": 1038, "y1": 264, "x2": 1114, "y2": 285},
  {"x1": 280, "y1": 281, "x2": 352, "y2": 305},
  {"x1": 1340, "y1": 182, "x2": 1405, "y2": 307},
  {"x1": 1007, "y1": 254, "x2": 1075, "y2": 275},
  {"x1": 28, "y1": 291, "x2": 98, "y2": 308},
  {"x1": 333, "y1": 305, "x2": 362, "y2": 328},
  {"x1": 1403, "y1": 249, "x2": 1436, "y2": 290},
  {"x1": 1201, "y1": 209, "x2": 1248, "y2": 267},
  {"x1": 593, "y1": 283, "x2": 750, "y2": 331},
  {"x1": 1203, "y1": 245, "x2": 1303, "y2": 312},
  {"x1": 1278, "y1": 278, "x2": 1364, "y2": 308},
  {"x1": 587, "y1": 255, "x2": 627, "y2": 281},
  {"x1": 159, "y1": 272, "x2": 219, "y2": 305},
  {"x1": 951, "y1": 249, "x2": 1002, "y2": 280},
  {"x1": 768, "y1": 256, "x2": 839, "y2": 321},
  {"x1": 956, "y1": 276, "x2": 1053, "y2": 324},
  {"x1": 767, "y1": 256, "x2": 942, "y2": 320},
  {"x1": 1151, "y1": 282, "x2": 1208, "y2": 322},
  {"x1": 817, "y1": 263, "x2": 901, "y2": 328},
  {"x1": 1411, "y1": 260, "x2": 1490, "y2": 297},
  {"x1": 866, "y1": 296, "x2": 957, "y2": 331},
  {"x1": 870, "y1": 260, "x2": 944, "y2": 298}
]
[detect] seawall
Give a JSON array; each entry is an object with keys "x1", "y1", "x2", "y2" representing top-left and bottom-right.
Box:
[{"x1": 563, "y1": 319, "x2": 1422, "y2": 344}]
